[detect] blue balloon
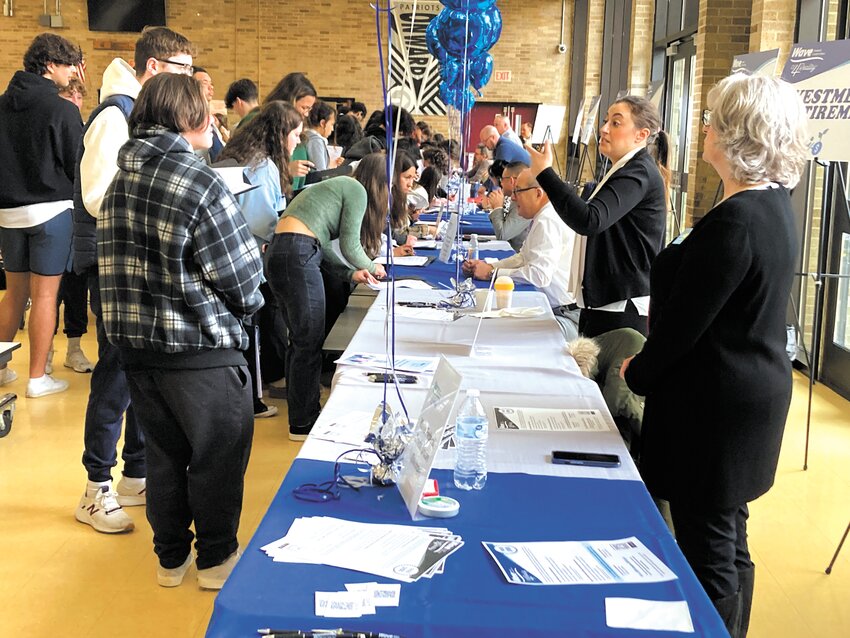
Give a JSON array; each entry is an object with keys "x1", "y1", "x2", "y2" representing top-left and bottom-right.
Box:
[
  {"x1": 478, "y1": 6, "x2": 502, "y2": 52},
  {"x1": 440, "y1": 0, "x2": 497, "y2": 9},
  {"x1": 440, "y1": 56, "x2": 464, "y2": 87},
  {"x1": 469, "y1": 53, "x2": 493, "y2": 90},
  {"x1": 437, "y1": 9, "x2": 490, "y2": 58},
  {"x1": 426, "y1": 15, "x2": 448, "y2": 63},
  {"x1": 440, "y1": 80, "x2": 476, "y2": 112},
  {"x1": 439, "y1": 80, "x2": 459, "y2": 108}
]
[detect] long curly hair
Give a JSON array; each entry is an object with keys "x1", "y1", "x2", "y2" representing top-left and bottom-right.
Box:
[{"x1": 219, "y1": 101, "x2": 303, "y2": 197}]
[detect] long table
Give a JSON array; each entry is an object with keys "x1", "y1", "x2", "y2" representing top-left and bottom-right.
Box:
[
  {"x1": 206, "y1": 286, "x2": 725, "y2": 636},
  {"x1": 418, "y1": 207, "x2": 494, "y2": 236}
]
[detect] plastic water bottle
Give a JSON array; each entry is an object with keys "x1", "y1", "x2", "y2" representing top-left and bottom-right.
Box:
[
  {"x1": 467, "y1": 234, "x2": 479, "y2": 261},
  {"x1": 454, "y1": 389, "x2": 488, "y2": 490}
]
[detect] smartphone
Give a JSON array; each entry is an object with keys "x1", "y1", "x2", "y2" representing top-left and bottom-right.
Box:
[
  {"x1": 551, "y1": 450, "x2": 621, "y2": 468},
  {"x1": 367, "y1": 373, "x2": 418, "y2": 384}
]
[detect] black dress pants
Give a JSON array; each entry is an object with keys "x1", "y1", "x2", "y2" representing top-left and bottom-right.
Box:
[
  {"x1": 670, "y1": 501, "x2": 753, "y2": 636},
  {"x1": 125, "y1": 364, "x2": 253, "y2": 570}
]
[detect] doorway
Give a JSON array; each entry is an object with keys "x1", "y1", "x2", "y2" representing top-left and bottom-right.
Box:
[{"x1": 661, "y1": 37, "x2": 696, "y2": 240}]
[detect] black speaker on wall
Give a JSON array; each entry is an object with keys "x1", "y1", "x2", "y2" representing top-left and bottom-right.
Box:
[{"x1": 87, "y1": 0, "x2": 167, "y2": 33}]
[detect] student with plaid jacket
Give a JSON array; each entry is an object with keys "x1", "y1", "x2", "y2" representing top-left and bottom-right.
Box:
[{"x1": 98, "y1": 73, "x2": 263, "y2": 590}]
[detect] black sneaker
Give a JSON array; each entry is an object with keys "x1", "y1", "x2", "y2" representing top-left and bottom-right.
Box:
[
  {"x1": 254, "y1": 401, "x2": 278, "y2": 419},
  {"x1": 289, "y1": 424, "x2": 312, "y2": 442}
]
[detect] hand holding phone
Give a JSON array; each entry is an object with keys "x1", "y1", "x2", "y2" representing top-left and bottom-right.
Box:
[{"x1": 551, "y1": 450, "x2": 620, "y2": 468}]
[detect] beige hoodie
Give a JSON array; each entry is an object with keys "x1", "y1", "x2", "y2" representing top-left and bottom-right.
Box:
[{"x1": 79, "y1": 58, "x2": 141, "y2": 218}]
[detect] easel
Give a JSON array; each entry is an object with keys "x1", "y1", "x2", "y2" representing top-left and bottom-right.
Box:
[
  {"x1": 541, "y1": 125, "x2": 563, "y2": 178},
  {"x1": 794, "y1": 158, "x2": 850, "y2": 574}
]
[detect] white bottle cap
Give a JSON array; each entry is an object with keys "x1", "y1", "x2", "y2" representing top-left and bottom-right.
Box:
[{"x1": 418, "y1": 496, "x2": 460, "y2": 518}]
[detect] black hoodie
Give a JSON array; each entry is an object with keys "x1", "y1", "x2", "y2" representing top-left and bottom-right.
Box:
[{"x1": 0, "y1": 71, "x2": 82, "y2": 208}]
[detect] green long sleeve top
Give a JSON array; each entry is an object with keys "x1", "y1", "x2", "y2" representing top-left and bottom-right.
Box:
[{"x1": 281, "y1": 176, "x2": 376, "y2": 280}]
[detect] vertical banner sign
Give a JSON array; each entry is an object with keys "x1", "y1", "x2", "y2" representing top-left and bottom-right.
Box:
[
  {"x1": 781, "y1": 40, "x2": 850, "y2": 161},
  {"x1": 389, "y1": 3, "x2": 445, "y2": 115},
  {"x1": 732, "y1": 49, "x2": 779, "y2": 76}
]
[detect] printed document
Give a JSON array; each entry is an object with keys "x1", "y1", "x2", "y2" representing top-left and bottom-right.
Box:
[
  {"x1": 494, "y1": 407, "x2": 611, "y2": 432},
  {"x1": 483, "y1": 536, "x2": 678, "y2": 585}
]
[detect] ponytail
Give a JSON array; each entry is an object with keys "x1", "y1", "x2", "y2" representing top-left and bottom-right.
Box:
[{"x1": 650, "y1": 129, "x2": 672, "y2": 202}]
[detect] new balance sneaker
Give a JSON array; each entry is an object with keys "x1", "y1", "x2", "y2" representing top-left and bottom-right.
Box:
[
  {"x1": 197, "y1": 549, "x2": 241, "y2": 590},
  {"x1": 0, "y1": 367, "x2": 16, "y2": 386},
  {"x1": 75, "y1": 484, "x2": 134, "y2": 533},
  {"x1": 116, "y1": 476, "x2": 146, "y2": 507},
  {"x1": 157, "y1": 553, "x2": 194, "y2": 588},
  {"x1": 26, "y1": 374, "x2": 69, "y2": 398},
  {"x1": 64, "y1": 344, "x2": 93, "y2": 373}
]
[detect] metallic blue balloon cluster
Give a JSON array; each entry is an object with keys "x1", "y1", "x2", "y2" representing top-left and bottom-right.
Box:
[{"x1": 426, "y1": 0, "x2": 502, "y2": 112}]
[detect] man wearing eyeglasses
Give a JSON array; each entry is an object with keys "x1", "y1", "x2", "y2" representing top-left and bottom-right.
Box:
[
  {"x1": 485, "y1": 160, "x2": 532, "y2": 252},
  {"x1": 463, "y1": 168, "x2": 579, "y2": 339},
  {"x1": 72, "y1": 26, "x2": 195, "y2": 535}
]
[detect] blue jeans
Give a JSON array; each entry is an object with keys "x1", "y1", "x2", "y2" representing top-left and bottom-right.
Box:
[
  {"x1": 265, "y1": 233, "x2": 325, "y2": 429},
  {"x1": 81, "y1": 272, "x2": 145, "y2": 482}
]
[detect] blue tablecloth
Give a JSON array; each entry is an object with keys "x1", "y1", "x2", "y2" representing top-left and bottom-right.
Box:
[
  {"x1": 206, "y1": 459, "x2": 725, "y2": 637},
  {"x1": 419, "y1": 210, "x2": 494, "y2": 236},
  {"x1": 390, "y1": 248, "x2": 534, "y2": 291}
]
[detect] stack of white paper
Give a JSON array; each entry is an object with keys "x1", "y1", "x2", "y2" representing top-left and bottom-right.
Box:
[{"x1": 262, "y1": 517, "x2": 463, "y2": 582}]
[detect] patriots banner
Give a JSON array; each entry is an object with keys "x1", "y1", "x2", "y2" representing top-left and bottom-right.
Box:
[{"x1": 389, "y1": 2, "x2": 446, "y2": 115}]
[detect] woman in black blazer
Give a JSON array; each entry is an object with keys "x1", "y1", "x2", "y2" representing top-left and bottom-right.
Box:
[
  {"x1": 528, "y1": 96, "x2": 670, "y2": 337},
  {"x1": 621, "y1": 75, "x2": 810, "y2": 637}
]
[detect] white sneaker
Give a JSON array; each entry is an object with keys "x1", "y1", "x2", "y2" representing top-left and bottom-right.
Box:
[
  {"x1": 197, "y1": 549, "x2": 241, "y2": 590},
  {"x1": 64, "y1": 348, "x2": 93, "y2": 373},
  {"x1": 26, "y1": 374, "x2": 69, "y2": 398},
  {"x1": 0, "y1": 368, "x2": 16, "y2": 386},
  {"x1": 116, "y1": 476, "x2": 146, "y2": 507},
  {"x1": 75, "y1": 485, "x2": 134, "y2": 533},
  {"x1": 45, "y1": 350, "x2": 54, "y2": 375},
  {"x1": 157, "y1": 553, "x2": 194, "y2": 587}
]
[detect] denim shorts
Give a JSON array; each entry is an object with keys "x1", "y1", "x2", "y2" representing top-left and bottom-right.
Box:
[{"x1": 0, "y1": 209, "x2": 73, "y2": 276}]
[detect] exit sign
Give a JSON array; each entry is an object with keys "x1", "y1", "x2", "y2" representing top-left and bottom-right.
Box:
[{"x1": 494, "y1": 70, "x2": 512, "y2": 82}]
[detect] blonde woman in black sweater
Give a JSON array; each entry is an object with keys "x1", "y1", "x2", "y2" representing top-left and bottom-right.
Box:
[{"x1": 622, "y1": 75, "x2": 809, "y2": 638}]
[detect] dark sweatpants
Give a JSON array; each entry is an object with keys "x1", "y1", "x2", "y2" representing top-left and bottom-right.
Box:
[{"x1": 125, "y1": 365, "x2": 254, "y2": 570}]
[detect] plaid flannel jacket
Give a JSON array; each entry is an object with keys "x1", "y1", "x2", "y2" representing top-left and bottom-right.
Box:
[{"x1": 98, "y1": 127, "x2": 263, "y2": 353}]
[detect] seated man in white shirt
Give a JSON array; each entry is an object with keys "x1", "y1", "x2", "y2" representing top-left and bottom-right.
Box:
[
  {"x1": 485, "y1": 160, "x2": 531, "y2": 252},
  {"x1": 462, "y1": 168, "x2": 579, "y2": 340}
]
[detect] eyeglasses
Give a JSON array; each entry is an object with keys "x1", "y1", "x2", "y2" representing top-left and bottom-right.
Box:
[
  {"x1": 154, "y1": 58, "x2": 195, "y2": 75},
  {"x1": 702, "y1": 109, "x2": 712, "y2": 127},
  {"x1": 513, "y1": 185, "x2": 539, "y2": 195}
]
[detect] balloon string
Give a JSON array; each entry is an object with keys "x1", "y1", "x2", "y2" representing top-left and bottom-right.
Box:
[{"x1": 373, "y1": 0, "x2": 410, "y2": 424}]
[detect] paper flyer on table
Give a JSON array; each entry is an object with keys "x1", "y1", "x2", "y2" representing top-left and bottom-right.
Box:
[
  {"x1": 366, "y1": 279, "x2": 434, "y2": 291},
  {"x1": 374, "y1": 255, "x2": 430, "y2": 266},
  {"x1": 494, "y1": 407, "x2": 611, "y2": 432},
  {"x1": 310, "y1": 410, "x2": 374, "y2": 446},
  {"x1": 335, "y1": 352, "x2": 440, "y2": 374},
  {"x1": 262, "y1": 517, "x2": 463, "y2": 583},
  {"x1": 482, "y1": 536, "x2": 678, "y2": 585},
  {"x1": 605, "y1": 598, "x2": 694, "y2": 633}
]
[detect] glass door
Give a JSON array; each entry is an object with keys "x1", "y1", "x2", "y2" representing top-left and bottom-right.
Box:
[
  {"x1": 662, "y1": 37, "x2": 696, "y2": 241},
  {"x1": 821, "y1": 166, "x2": 850, "y2": 399}
]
